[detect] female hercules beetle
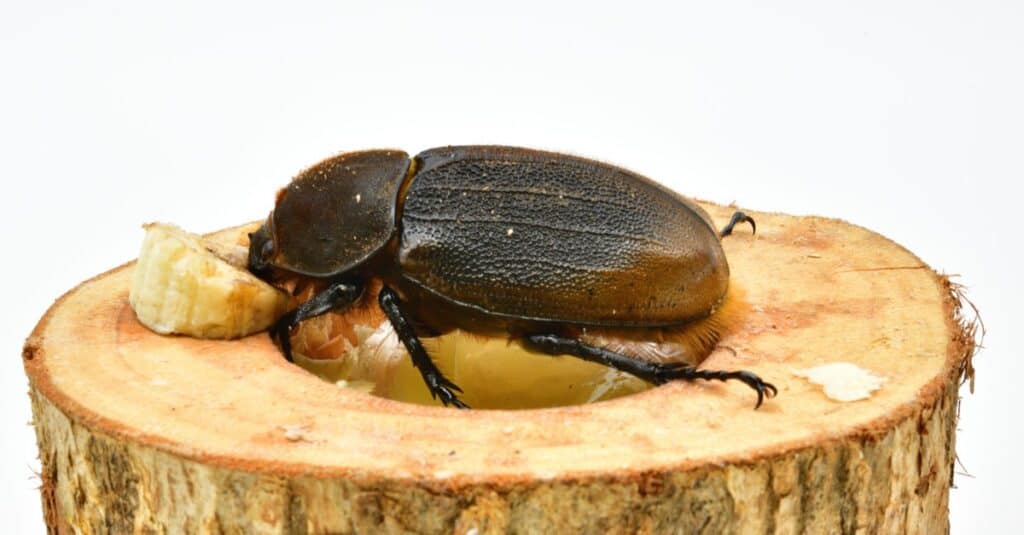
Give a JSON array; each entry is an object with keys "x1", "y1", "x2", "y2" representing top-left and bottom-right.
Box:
[{"x1": 248, "y1": 146, "x2": 777, "y2": 408}]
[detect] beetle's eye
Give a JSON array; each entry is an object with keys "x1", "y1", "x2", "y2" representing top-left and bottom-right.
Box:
[{"x1": 260, "y1": 240, "x2": 274, "y2": 261}]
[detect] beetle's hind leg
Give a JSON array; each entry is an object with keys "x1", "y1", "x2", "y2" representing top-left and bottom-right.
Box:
[
  {"x1": 720, "y1": 211, "x2": 756, "y2": 238},
  {"x1": 378, "y1": 287, "x2": 469, "y2": 409},
  {"x1": 523, "y1": 334, "x2": 777, "y2": 409},
  {"x1": 270, "y1": 279, "x2": 364, "y2": 362}
]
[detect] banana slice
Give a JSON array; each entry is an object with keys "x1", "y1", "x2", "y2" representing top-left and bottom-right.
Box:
[{"x1": 129, "y1": 223, "x2": 289, "y2": 339}]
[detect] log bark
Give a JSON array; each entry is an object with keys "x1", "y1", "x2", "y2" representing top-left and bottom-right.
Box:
[{"x1": 23, "y1": 204, "x2": 976, "y2": 534}]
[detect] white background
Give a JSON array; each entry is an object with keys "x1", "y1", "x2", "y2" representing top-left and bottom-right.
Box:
[{"x1": 2, "y1": 1, "x2": 1020, "y2": 532}]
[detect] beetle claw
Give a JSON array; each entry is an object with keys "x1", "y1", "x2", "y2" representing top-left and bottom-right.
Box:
[
  {"x1": 429, "y1": 379, "x2": 469, "y2": 408},
  {"x1": 653, "y1": 364, "x2": 777, "y2": 409},
  {"x1": 435, "y1": 375, "x2": 464, "y2": 393},
  {"x1": 425, "y1": 374, "x2": 469, "y2": 408},
  {"x1": 442, "y1": 394, "x2": 470, "y2": 410},
  {"x1": 720, "y1": 211, "x2": 756, "y2": 238},
  {"x1": 732, "y1": 371, "x2": 778, "y2": 409}
]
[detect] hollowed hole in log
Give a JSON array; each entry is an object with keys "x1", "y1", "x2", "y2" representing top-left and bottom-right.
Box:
[
  {"x1": 286, "y1": 279, "x2": 734, "y2": 410},
  {"x1": 293, "y1": 332, "x2": 654, "y2": 409}
]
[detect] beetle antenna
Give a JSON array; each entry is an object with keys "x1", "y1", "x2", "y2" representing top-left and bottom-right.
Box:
[{"x1": 720, "y1": 211, "x2": 756, "y2": 238}]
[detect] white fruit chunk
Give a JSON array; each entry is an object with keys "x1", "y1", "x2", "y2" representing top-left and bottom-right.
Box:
[{"x1": 129, "y1": 223, "x2": 288, "y2": 339}]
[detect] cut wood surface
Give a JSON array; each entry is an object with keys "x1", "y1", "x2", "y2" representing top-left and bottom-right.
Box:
[{"x1": 23, "y1": 203, "x2": 975, "y2": 534}]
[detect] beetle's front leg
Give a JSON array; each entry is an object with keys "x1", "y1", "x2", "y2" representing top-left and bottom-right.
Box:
[
  {"x1": 270, "y1": 279, "x2": 364, "y2": 361},
  {"x1": 378, "y1": 287, "x2": 469, "y2": 409},
  {"x1": 523, "y1": 334, "x2": 777, "y2": 409}
]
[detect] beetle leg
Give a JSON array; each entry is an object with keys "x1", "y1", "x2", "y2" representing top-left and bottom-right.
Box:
[
  {"x1": 523, "y1": 334, "x2": 777, "y2": 409},
  {"x1": 269, "y1": 279, "x2": 364, "y2": 362},
  {"x1": 378, "y1": 287, "x2": 469, "y2": 409},
  {"x1": 720, "y1": 211, "x2": 756, "y2": 238}
]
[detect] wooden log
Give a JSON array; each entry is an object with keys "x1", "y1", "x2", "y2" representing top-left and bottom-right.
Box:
[{"x1": 23, "y1": 203, "x2": 976, "y2": 534}]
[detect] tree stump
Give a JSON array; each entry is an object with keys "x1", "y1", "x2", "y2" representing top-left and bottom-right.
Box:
[{"x1": 22, "y1": 204, "x2": 976, "y2": 534}]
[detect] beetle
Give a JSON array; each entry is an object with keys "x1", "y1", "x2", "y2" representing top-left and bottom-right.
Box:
[{"x1": 248, "y1": 146, "x2": 777, "y2": 408}]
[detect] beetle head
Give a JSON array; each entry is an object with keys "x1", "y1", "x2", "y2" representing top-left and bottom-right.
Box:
[{"x1": 247, "y1": 222, "x2": 275, "y2": 280}]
